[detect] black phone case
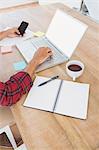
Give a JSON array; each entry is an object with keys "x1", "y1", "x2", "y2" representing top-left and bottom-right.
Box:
[{"x1": 18, "y1": 21, "x2": 29, "y2": 36}]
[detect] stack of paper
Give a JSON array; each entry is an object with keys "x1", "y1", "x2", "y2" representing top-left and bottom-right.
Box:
[{"x1": 1, "y1": 46, "x2": 12, "y2": 54}]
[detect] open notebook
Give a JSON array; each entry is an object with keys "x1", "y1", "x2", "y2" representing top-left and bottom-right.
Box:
[{"x1": 24, "y1": 76, "x2": 90, "y2": 119}]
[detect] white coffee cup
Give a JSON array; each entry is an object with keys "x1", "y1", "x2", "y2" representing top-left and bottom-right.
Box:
[{"x1": 66, "y1": 60, "x2": 84, "y2": 81}]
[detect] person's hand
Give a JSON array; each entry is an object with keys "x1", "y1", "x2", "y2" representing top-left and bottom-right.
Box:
[
  {"x1": 25, "y1": 47, "x2": 53, "y2": 77},
  {"x1": 33, "y1": 47, "x2": 53, "y2": 66},
  {"x1": 6, "y1": 27, "x2": 20, "y2": 38}
]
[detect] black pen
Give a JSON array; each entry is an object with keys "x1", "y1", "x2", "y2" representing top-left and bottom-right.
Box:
[{"x1": 38, "y1": 76, "x2": 59, "y2": 87}]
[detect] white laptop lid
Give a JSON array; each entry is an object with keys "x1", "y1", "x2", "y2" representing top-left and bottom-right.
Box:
[{"x1": 46, "y1": 9, "x2": 88, "y2": 58}]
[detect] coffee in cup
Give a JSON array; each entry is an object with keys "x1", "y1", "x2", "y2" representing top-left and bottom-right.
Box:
[
  {"x1": 66, "y1": 60, "x2": 84, "y2": 81},
  {"x1": 68, "y1": 64, "x2": 82, "y2": 72}
]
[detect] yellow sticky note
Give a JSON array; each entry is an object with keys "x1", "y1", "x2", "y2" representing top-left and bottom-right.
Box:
[{"x1": 33, "y1": 31, "x2": 45, "y2": 37}]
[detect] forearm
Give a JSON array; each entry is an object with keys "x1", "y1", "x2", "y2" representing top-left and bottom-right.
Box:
[
  {"x1": 0, "y1": 31, "x2": 8, "y2": 40},
  {"x1": 24, "y1": 47, "x2": 52, "y2": 77},
  {"x1": 24, "y1": 59, "x2": 39, "y2": 78}
]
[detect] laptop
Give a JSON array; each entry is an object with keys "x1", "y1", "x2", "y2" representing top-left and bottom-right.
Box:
[{"x1": 16, "y1": 9, "x2": 88, "y2": 72}]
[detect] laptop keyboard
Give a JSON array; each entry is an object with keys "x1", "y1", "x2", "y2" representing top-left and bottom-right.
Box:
[
  {"x1": 30, "y1": 37, "x2": 66, "y2": 61},
  {"x1": 17, "y1": 37, "x2": 68, "y2": 72}
]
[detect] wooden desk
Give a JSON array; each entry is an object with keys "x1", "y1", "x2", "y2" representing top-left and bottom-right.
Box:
[{"x1": 0, "y1": 3, "x2": 99, "y2": 150}]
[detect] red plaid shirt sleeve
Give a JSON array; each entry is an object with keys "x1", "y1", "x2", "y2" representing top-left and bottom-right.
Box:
[{"x1": 0, "y1": 71, "x2": 33, "y2": 106}]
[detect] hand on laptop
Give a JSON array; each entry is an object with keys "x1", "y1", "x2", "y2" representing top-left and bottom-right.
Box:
[
  {"x1": 33, "y1": 47, "x2": 53, "y2": 66},
  {"x1": 6, "y1": 27, "x2": 20, "y2": 38},
  {"x1": 25, "y1": 47, "x2": 53, "y2": 77}
]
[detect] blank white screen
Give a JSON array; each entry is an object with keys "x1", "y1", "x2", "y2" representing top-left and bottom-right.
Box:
[{"x1": 46, "y1": 9, "x2": 88, "y2": 58}]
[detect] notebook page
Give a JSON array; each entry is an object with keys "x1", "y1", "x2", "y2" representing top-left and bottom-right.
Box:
[
  {"x1": 24, "y1": 76, "x2": 61, "y2": 112},
  {"x1": 54, "y1": 81, "x2": 89, "y2": 119}
]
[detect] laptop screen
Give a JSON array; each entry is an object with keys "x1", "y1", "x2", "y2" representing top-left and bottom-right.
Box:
[{"x1": 46, "y1": 9, "x2": 88, "y2": 58}]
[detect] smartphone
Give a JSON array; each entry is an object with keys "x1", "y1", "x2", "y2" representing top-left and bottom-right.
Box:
[{"x1": 18, "y1": 21, "x2": 29, "y2": 36}]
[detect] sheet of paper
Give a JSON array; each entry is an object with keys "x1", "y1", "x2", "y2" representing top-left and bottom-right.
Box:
[
  {"x1": 0, "y1": 28, "x2": 33, "y2": 46},
  {"x1": 16, "y1": 40, "x2": 37, "y2": 63},
  {"x1": 54, "y1": 81, "x2": 90, "y2": 119},
  {"x1": 46, "y1": 9, "x2": 88, "y2": 58},
  {"x1": 1, "y1": 46, "x2": 12, "y2": 54},
  {"x1": 13, "y1": 60, "x2": 27, "y2": 71},
  {"x1": 33, "y1": 31, "x2": 45, "y2": 37},
  {"x1": 24, "y1": 76, "x2": 61, "y2": 112}
]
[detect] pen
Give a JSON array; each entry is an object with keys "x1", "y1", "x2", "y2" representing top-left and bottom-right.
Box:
[{"x1": 38, "y1": 76, "x2": 59, "y2": 87}]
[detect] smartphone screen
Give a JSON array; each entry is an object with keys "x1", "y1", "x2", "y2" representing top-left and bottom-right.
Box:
[{"x1": 18, "y1": 21, "x2": 29, "y2": 36}]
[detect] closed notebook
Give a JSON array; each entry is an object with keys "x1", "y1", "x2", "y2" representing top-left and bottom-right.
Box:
[{"x1": 24, "y1": 76, "x2": 90, "y2": 119}]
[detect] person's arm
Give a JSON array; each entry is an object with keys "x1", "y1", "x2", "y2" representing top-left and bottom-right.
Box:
[
  {"x1": 0, "y1": 28, "x2": 20, "y2": 40},
  {"x1": 0, "y1": 72, "x2": 32, "y2": 106},
  {"x1": 0, "y1": 47, "x2": 52, "y2": 106},
  {"x1": 0, "y1": 31, "x2": 8, "y2": 40},
  {"x1": 24, "y1": 47, "x2": 52, "y2": 77}
]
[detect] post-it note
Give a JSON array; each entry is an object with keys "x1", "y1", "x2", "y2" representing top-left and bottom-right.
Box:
[
  {"x1": 13, "y1": 61, "x2": 27, "y2": 71},
  {"x1": 1, "y1": 46, "x2": 12, "y2": 54},
  {"x1": 33, "y1": 31, "x2": 45, "y2": 37}
]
